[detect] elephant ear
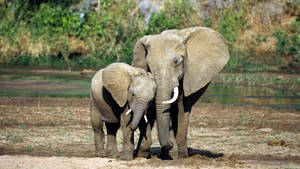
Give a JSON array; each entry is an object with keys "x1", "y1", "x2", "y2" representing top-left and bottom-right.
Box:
[
  {"x1": 102, "y1": 63, "x2": 131, "y2": 107},
  {"x1": 181, "y1": 27, "x2": 230, "y2": 97},
  {"x1": 132, "y1": 36, "x2": 150, "y2": 70}
]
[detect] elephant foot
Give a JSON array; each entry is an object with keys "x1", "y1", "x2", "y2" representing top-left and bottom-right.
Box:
[
  {"x1": 158, "y1": 152, "x2": 173, "y2": 160},
  {"x1": 158, "y1": 147, "x2": 173, "y2": 160},
  {"x1": 120, "y1": 151, "x2": 133, "y2": 161},
  {"x1": 106, "y1": 149, "x2": 119, "y2": 158},
  {"x1": 134, "y1": 149, "x2": 151, "y2": 159},
  {"x1": 177, "y1": 147, "x2": 189, "y2": 158},
  {"x1": 95, "y1": 150, "x2": 106, "y2": 157}
]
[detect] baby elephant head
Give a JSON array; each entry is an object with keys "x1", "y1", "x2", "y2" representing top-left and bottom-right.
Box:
[{"x1": 102, "y1": 63, "x2": 156, "y2": 130}]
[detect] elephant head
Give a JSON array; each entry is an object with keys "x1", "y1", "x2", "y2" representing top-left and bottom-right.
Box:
[
  {"x1": 132, "y1": 27, "x2": 229, "y2": 150},
  {"x1": 102, "y1": 63, "x2": 156, "y2": 130}
]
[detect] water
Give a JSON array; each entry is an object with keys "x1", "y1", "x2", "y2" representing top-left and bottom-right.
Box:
[
  {"x1": 0, "y1": 69, "x2": 299, "y2": 110},
  {"x1": 0, "y1": 70, "x2": 91, "y2": 98},
  {"x1": 203, "y1": 84, "x2": 300, "y2": 110}
]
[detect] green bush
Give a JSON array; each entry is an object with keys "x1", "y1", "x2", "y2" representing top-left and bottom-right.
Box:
[
  {"x1": 29, "y1": 3, "x2": 80, "y2": 36},
  {"x1": 273, "y1": 21, "x2": 300, "y2": 62},
  {"x1": 143, "y1": 0, "x2": 194, "y2": 35},
  {"x1": 143, "y1": 12, "x2": 179, "y2": 35},
  {"x1": 217, "y1": 4, "x2": 247, "y2": 49}
]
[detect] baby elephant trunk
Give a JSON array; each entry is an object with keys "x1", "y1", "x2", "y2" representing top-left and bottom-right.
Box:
[{"x1": 130, "y1": 100, "x2": 147, "y2": 131}]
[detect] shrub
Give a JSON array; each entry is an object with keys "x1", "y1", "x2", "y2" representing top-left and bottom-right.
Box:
[
  {"x1": 216, "y1": 4, "x2": 247, "y2": 49},
  {"x1": 273, "y1": 21, "x2": 300, "y2": 62}
]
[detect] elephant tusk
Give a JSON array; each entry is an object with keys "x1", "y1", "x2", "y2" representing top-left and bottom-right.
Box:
[
  {"x1": 162, "y1": 87, "x2": 179, "y2": 104},
  {"x1": 147, "y1": 72, "x2": 154, "y2": 79},
  {"x1": 144, "y1": 115, "x2": 148, "y2": 123},
  {"x1": 125, "y1": 109, "x2": 132, "y2": 115}
]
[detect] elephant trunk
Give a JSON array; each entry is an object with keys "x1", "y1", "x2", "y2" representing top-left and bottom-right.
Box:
[
  {"x1": 130, "y1": 97, "x2": 147, "y2": 131},
  {"x1": 155, "y1": 86, "x2": 173, "y2": 152}
]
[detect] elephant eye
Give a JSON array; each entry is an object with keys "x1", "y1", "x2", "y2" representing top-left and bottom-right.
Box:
[
  {"x1": 131, "y1": 91, "x2": 135, "y2": 97},
  {"x1": 173, "y1": 56, "x2": 183, "y2": 65}
]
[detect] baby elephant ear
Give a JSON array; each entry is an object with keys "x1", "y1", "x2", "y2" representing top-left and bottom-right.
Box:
[
  {"x1": 182, "y1": 27, "x2": 230, "y2": 97},
  {"x1": 102, "y1": 63, "x2": 131, "y2": 107}
]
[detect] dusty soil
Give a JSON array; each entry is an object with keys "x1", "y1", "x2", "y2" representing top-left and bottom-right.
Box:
[{"x1": 0, "y1": 97, "x2": 299, "y2": 168}]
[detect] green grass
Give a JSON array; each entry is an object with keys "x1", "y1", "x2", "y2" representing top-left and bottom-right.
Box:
[
  {"x1": 216, "y1": 73, "x2": 300, "y2": 93},
  {"x1": 6, "y1": 134, "x2": 24, "y2": 143},
  {"x1": 63, "y1": 131, "x2": 72, "y2": 137},
  {"x1": 27, "y1": 144, "x2": 32, "y2": 152},
  {"x1": 240, "y1": 114, "x2": 247, "y2": 127},
  {"x1": 83, "y1": 135, "x2": 92, "y2": 143}
]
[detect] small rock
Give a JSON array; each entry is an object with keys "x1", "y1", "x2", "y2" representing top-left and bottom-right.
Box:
[
  {"x1": 198, "y1": 122, "x2": 208, "y2": 126},
  {"x1": 80, "y1": 69, "x2": 96, "y2": 75},
  {"x1": 267, "y1": 140, "x2": 287, "y2": 147},
  {"x1": 259, "y1": 128, "x2": 272, "y2": 132}
]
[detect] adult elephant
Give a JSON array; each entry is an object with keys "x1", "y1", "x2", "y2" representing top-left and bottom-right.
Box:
[{"x1": 132, "y1": 27, "x2": 229, "y2": 159}]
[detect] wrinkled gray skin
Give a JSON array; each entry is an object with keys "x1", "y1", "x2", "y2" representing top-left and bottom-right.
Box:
[
  {"x1": 132, "y1": 27, "x2": 229, "y2": 159},
  {"x1": 90, "y1": 63, "x2": 156, "y2": 160}
]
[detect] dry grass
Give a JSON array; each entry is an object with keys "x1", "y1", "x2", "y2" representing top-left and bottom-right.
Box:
[
  {"x1": 0, "y1": 36, "x2": 15, "y2": 64},
  {"x1": 0, "y1": 29, "x2": 93, "y2": 63},
  {"x1": 0, "y1": 29, "x2": 52, "y2": 61}
]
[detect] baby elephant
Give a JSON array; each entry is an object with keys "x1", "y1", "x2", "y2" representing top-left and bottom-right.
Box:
[{"x1": 90, "y1": 63, "x2": 156, "y2": 160}]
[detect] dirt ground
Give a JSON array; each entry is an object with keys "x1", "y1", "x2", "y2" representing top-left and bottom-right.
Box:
[{"x1": 0, "y1": 97, "x2": 299, "y2": 168}]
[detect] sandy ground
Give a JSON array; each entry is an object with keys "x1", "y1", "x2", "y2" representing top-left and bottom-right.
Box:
[{"x1": 0, "y1": 97, "x2": 299, "y2": 168}]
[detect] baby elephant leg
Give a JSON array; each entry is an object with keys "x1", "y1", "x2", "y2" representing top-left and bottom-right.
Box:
[
  {"x1": 120, "y1": 112, "x2": 134, "y2": 160},
  {"x1": 90, "y1": 100, "x2": 105, "y2": 157},
  {"x1": 105, "y1": 122, "x2": 120, "y2": 157}
]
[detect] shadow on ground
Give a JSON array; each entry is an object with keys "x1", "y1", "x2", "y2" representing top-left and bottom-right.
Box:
[
  {"x1": 0, "y1": 145, "x2": 223, "y2": 159},
  {"x1": 148, "y1": 147, "x2": 224, "y2": 160}
]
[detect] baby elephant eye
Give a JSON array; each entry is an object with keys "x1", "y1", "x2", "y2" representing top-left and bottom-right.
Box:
[{"x1": 131, "y1": 92, "x2": 135, "y2": 97}]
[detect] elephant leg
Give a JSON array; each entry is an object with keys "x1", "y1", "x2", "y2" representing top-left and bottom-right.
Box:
[
  {"x1": 169, "y1": 128, "x2": 178, "y2": 159},
  {"x1": 90, "y1": 99, "x2": 105, "y2": 157},
  {"x1": 105, "y1": 122, "x2": 120, "y2": 158},
  {"x1": 92, "y1": 121, "x2": 106, "y2": 157},
  {"x1": 120, "y1": 112, "x2": 134, "y2": 160},
  {"x1": 176, "y1": 83, "x2": 210, "y2": 158},
  {"x1": 169, "y1": 97, "x2": 180, "y2": 159},
  {"x1": 175, "y1": 95, "x2": 190, "y2": 158}
]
